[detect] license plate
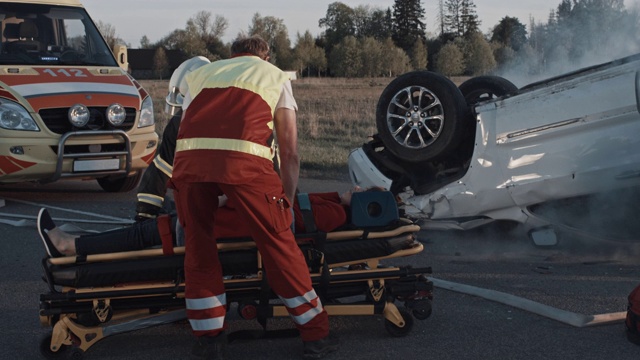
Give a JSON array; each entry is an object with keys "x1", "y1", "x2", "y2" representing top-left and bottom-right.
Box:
[{"x1": 73, "y1": 159, "x2": 120, "y2": 172}]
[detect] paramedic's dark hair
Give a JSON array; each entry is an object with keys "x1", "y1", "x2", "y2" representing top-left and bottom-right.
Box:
[{"x1": 231, "y1": 35, "x2": 270, "y2": 60}]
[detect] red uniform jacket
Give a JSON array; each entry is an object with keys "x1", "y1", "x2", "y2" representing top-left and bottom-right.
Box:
[{"x1": 213, "y1": 192, "x2": 347, "y2": 239}]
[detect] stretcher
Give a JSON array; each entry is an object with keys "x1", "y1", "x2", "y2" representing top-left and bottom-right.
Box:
[{"x1": 38, "y1": 193, "x2": 434, "y2": 359}]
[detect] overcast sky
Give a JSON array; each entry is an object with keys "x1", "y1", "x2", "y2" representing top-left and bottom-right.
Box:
[{"x1": 82, "y1": 0, "x2": 639, "y2": 48}]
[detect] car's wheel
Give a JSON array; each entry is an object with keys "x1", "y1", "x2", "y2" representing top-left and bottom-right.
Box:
[
  {"x1": 452, "y1": 76, "x2": 519, "y2": 162},
  {"x1": 376, "y1": 71, "x2": 469, "y2": 163},
  {"x1": 97, "y1": 170, "x2": 142, "y2": 192},
  {"x1": 458, "y1": 75, "x2": 518, "y2": 105}
]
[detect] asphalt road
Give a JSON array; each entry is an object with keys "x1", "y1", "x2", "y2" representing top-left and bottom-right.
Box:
[{"x1": 1, "y1": 178, "x2": 639, "y2": 359}]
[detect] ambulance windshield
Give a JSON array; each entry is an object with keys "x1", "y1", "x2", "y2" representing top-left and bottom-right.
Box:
[{"x1": 0, "y1": 3, "x2": 117, "y2": 66}]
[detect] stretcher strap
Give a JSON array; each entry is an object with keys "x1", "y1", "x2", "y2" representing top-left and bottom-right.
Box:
[
  {"x1": 157, "y1": 214, "x2": 174, "y2": 255},
  {"x1": 319, "y1": 258, "x2": 330, "y2": 303},
  {"x1": 296, "y1": 193, "x2": 317, "y2": 233}
]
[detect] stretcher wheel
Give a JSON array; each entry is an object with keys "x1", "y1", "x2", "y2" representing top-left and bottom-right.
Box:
[
  {"x1": 238, "y1": 302, "x2": 258, "y2": 320},
  {"x1": 39, "y1": 335, "x2": 68, "y2": 359},
  {"x1": 68, "y1": 348, "x2": 84, "y2": 359},
  {"x1": 384, "y1": 308, "x2": 414, "y2": 337},
  {"x1": 406, "y1": 298, "x2": 432, "y2": 320},
  {"x1": 40, "y1": 334, "x2": 85, "y2": 359}
]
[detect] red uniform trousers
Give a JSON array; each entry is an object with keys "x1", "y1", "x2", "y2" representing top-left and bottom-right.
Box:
[{"x1": 171, "y1": 171, "x2": 329, "y2": 342}]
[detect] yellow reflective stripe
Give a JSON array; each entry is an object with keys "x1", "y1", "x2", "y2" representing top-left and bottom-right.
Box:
[
  {"x1": 152, "y1": 156, "x2": 173, "y2": 178},
  {"x1": 176, "y1": 138, "x2": 274, "y2": 160},
  {"x1": 186, "y1": 294, "x2": 227, "y2": 310},
  {"x1": 137, "y1": 193, "x2": 164, "y2": 208},
  {"x1": 189, "y1": 316, "x2": 225, "y2": 331},
  {"x1": 279, "y1": 289, "x2": 319, "y2": 309}
]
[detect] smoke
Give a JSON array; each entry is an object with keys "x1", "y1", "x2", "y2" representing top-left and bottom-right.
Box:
[
  {"x1": 527, "y1": 187, "x2": 640, "y2": 261},
  {"x1": 421, "y1": 210, "x2": 640, "y2": 262},
  {"x1": 494, "y1": 1, "x2": 640, "y2": 87}
]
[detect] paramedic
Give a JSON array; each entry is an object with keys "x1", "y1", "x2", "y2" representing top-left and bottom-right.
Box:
[
  {"x1": 134, "y1": 56, "x2": 211, "y2": 222},
  {"x1": 170, "y1": 35, "x2": 337, "y2": 359}
]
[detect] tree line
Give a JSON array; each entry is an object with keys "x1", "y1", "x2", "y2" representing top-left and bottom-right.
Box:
[{"x1": 99, "y1": 0, "x2": 640, "y2": 80}]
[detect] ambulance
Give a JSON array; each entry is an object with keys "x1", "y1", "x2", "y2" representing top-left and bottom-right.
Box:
[{"x1": 0, "y1": 0, "x2": 157, "y2": 192}]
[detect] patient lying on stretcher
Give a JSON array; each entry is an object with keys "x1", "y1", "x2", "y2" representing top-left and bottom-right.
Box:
[{"x1": 38, "y1": 188, "x2": 385, "y2": 258}]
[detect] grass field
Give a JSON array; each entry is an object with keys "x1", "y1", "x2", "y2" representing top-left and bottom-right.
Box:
[
  {"x1": 139, "y1": 75, "x2": 469, "y2": 180},
  {"x1": 139, "y1": 77, "x2": 394, "y2": 180}
]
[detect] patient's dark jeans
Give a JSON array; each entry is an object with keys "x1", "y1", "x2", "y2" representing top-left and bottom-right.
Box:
[{"x1": 74, "y1": 216, "x2": 177, "y2": 255}]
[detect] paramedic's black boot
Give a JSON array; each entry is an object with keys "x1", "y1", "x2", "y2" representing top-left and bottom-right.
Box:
[
  {"x1": 303, "y1": 332, "x2": 339, "y2": 359},
  {"x1": 192, "y1": 331, "x2": 227, "y2": 360}
]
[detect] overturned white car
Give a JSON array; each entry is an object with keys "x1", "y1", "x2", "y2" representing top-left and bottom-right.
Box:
[{"x1": 348, "y1": 53, "x2": 640, "y2": 245}]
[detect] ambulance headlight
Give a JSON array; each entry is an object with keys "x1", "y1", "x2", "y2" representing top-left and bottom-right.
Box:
[
  {"x1": 106, "y1": 103, "x2": 126, "y2": 126},
  {"x1": 68, "y1": 104, "x2": 90, "y2": 127},
  {"x1": 138, "y1": 96, "x2": 155, "y2": 128},
  {"x1": 0, "y1": 100, "x2": 39, "y2": 131}
]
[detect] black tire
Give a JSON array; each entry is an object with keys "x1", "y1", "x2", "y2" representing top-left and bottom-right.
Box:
[
  {"x1": 237, "y1": 301, "x2": 258, "y2": 320},
  {"x1": 69, "y1": 348, "x2": 85, "y2": 359},
  {"x1": 458, "y1": 75, "x2": 518, "y2": 106},
  {"x1": 39, "y1": 335, "x2": 68, "y2": 359},
  {"x1": 97, "y1": 170, "x2": 143, "y2": 193},
  {"x1": 454, "y1": 76, "x2": 518, "y2": 162},
  {"x1": 384, "y1": 307, "x2": 414, "y2": 337},
  {"x1": 406, "y1": 298, "x2": 432, "y2": 320},
  {"x1": 376, "y1": 71, "x2": 469, "y2": 163}
]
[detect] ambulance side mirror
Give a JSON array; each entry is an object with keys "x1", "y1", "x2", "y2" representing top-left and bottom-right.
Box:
[{"x1": 113, "y1": 44, "x2": 128, "y2": 72}]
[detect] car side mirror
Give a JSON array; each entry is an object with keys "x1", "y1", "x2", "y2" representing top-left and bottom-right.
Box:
[{"x1": 528, "y1": 227, "x2": 558, "y2": 247}]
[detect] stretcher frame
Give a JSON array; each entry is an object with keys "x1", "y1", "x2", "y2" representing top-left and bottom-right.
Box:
[{"x1": 38, "y1": 219, "x2": 433, "y2": 359}]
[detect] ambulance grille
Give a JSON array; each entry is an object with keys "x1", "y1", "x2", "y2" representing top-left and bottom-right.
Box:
[{"x1": 38, "y1": 107, "x2": 136, "y2": 135}]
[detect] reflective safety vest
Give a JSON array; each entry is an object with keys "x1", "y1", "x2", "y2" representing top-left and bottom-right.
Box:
[{"x1": 173, "y1": 56, "x2": 291, "y2": 184}]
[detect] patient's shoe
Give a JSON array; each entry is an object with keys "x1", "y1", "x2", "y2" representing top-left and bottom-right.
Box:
[
  {"x1": 37, "y1": 208, "x2": 62, "y2": 258},
  {"x1": 191, "y1": 331, "x2": 227, "y2": 360},
  {"x1": 303, "y1": 332, "x2": 339, "y2": 359}
]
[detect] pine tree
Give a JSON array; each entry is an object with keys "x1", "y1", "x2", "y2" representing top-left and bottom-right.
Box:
[
  {"x1": 491, "y1": 16, "x2": 527, "y2": 51},
  {"x1": 444, "y1": 0, "x2": 480, "y2": 37},
  {"x1": 443, "y1": 0, "x2": 462, "y2": 36},
  {"x1": 391, "y1": 0, "x2": 426, "y2": 53},
  {"x1": 460, "y1": 0, "x2": 480, "y2": 35},
  {"x1": 437, "y1": 0, "x2": 445, "y2": 35}
]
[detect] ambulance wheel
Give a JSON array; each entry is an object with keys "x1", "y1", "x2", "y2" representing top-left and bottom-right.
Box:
[
  {"x1": 97, "y1": 171, "x2": 143, "y2": 192},
  {"x1": 384, "y1": 308, "x2": 414, "y2": 337},
  {"x1": 39, "y1": 334, "x2": 69, "y2": 359}
]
